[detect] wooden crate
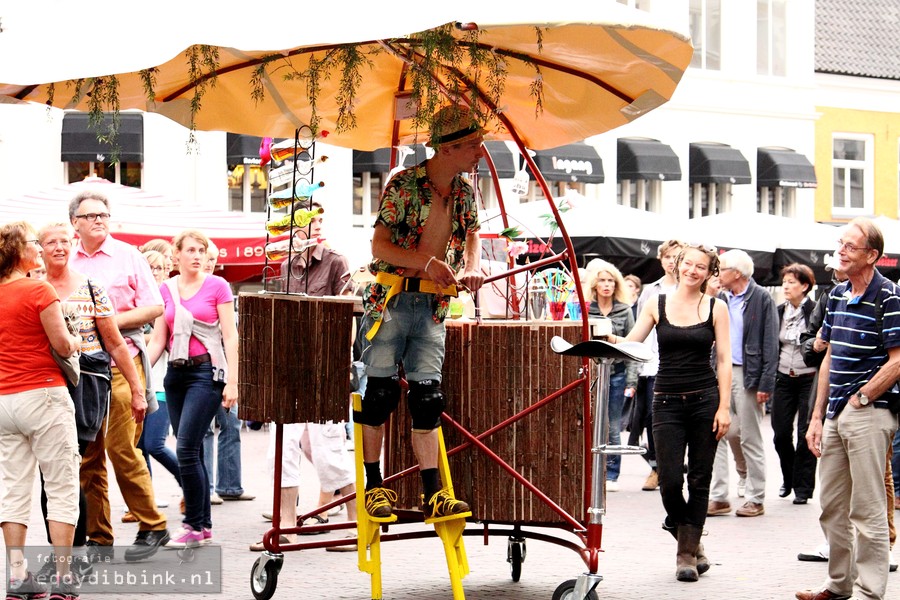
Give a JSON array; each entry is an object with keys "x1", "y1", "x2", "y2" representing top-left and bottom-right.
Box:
[{"x1": 238, "y1": 292, "x2": 354, "y2": 424}]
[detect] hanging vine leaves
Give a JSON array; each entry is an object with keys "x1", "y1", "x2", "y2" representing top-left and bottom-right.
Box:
[{"x1": 44, "y1": 22, "x2": 548, "y2": 152}]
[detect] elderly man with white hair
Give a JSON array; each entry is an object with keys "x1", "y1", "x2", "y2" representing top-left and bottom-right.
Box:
[{"x1": 706, "y1": 249, "x2": 779, "y2": 518}]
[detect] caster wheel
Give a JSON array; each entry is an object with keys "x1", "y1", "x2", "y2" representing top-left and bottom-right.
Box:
[
  {"x1": 507, "y1": 540, "x2": 524, "y2": 582},
  {"x1": 250, "y1": 557, "x2": 279, "y2": 600},
  {"x1": 551, "y1": 579, "x2": 599, "y2": 600}
]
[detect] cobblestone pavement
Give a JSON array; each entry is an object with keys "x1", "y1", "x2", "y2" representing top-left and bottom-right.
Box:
[{"x1": 5, "y1": 418, "x2": 900, "y2": 599}]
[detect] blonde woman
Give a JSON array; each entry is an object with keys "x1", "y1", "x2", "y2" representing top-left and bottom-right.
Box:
[
  {"x1": 587, "y1": 259, "x2": 637, "y2": 491},
  {"x1": 147, "y1": 230, "x2": 238, "y2": 548}
]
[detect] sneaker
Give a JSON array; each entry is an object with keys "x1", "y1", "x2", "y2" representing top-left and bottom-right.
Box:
[
  {"x1": 364, "y1": 487, "x2": 397, "y2": 519},
  {"x1": 209, "y1": 494, "x2": 223, "y2": 505},
  {"x1": 201, "y1": 528, "x2": 213, "y2": 546},
  {"x1": 797, "y1": 542, "x2": 829, "y2": 562},
  {"x1": 737, "y1": 478, "x2": 746, "y2": 498},
  {"x1": 35, "y1": 553, "x2": 58, "y2": 585},
  {"x1": 707, "y1": 500, "x2": 732, "y2": 516},
  {"x1": 605, "y1": 480, "x2": 619, "y2": 492},
  {"x1": 642, "y1": 470, "x2": 659, "y2": 491},
  {"x1": 84, "y1": 540, "x2": 114, "y2": 564},
  {"x1": 423, "y1": 489, "x2": 470, "y2": 519},
  {"x1": 124, "y1": 529, "x2": 171, "y2": 562},
  {"x1": 735, "y1": 501, "x2": 765, "y2": 517},
  {"x1": 121, "y1": 511, "x2": 137, "y2": 523},
  {"x1": 219, "y1": 492, "x2": 256, "y2": 501},
  {"x1": 7, "y1": 572, "x2": 48, "y2": 599},
  {"x1": 48, "y1": 575, "x2": 79, "y2": 600},
  {"x1": 165, "y1": 525, "x2": 204, "y2": 549}
]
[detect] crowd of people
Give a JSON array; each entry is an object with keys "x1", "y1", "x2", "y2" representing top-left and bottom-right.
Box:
[{"x1": 2, "y1": 105, "x2": 900, "y2": 600}]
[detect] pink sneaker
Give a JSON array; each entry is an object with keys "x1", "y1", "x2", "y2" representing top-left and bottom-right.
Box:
[
  {"x1": 201, "y1": 528, "x2": 213, "y2": 546},
  {"x1": 165, "y1": 525, "x2": 204, "y2": 549}
]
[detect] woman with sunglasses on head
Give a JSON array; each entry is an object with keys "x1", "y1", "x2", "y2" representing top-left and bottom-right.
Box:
[{"x1": 608, "y1": 243, "x2": 732, "y2": 583}]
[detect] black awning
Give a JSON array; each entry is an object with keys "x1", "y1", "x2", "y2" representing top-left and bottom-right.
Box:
[
  {"x1": 61, "y1": 112, "x2": 143, "y2": 162},
  {"x1": 352, "y1": 145, "x2": 428, "y2": 174},
  {"x1": 757, "y1": 147, "x2": 818, "y2": 188},
  {"x1": 478, "y1": 141, "x2": 515, "y2": 179},
  {"x1": 617, "y1": 138, "x2": 682, "y2": 181},
  {"x1": 527, "y1": 142, "x2": 604, "y2": 183},
  {"x1": 689, "y1": 143, "x2": 751, "y2": 185},
  {"x1": 227, "y1": 133, "x2": 265, "y2": 165}
]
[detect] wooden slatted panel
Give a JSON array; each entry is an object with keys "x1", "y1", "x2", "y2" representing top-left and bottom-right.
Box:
[
  {"x1": 238, "y1": 292, "x2": 353, "y2": 424},
  {"x1": 386, "y1": 320, "x2": 586, "y2": 524}
]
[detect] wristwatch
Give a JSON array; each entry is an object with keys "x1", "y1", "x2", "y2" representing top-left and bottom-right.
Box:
[{"x1": 858, "y1": 392, "x2": 870, "y2": 406}]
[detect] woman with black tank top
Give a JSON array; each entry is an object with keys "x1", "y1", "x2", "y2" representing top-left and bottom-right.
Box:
[{"x1": 608, "y1": 243, "x2": 732, "y2": 583}]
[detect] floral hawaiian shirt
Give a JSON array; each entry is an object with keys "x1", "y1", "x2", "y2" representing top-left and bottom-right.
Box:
[{"x1": 363, "y1": 161, "x2": 480, "y2": 324}]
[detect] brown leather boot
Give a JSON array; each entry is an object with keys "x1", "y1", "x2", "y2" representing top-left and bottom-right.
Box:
[
  {"x1": 676, "y1": 525, "x2": 702, "y2": 582},
  {"x1": 663, "y1": 518, "x2": 709, "y2": 575}
]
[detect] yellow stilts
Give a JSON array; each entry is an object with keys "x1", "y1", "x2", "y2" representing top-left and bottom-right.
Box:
[
  {"x1": 353, "y1": 393, "x2": 396, "y2": 600},
  {"x1": 353, "y1": 393, "x2": 470, "y2": 599}
]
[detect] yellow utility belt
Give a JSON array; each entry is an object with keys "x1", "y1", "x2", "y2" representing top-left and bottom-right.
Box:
[{"x1": 366, "y1": 272, "x2": 458, "y2": 341}]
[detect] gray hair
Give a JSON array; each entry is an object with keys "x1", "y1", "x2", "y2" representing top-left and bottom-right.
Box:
[
  {"x1": 68, "y1": 190, "x2": 110, "y2": 221},
  {"x1": 719, "y1": 249, "x2": 754, "y2": 279}
]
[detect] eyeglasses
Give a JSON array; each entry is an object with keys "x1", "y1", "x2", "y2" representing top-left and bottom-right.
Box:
[
  {"x1": 26, "y1": 239, "x2": 40, "y2": 245},
  {"x1": 74, "y1": 212, "x2": 111, "y2": 222},
  {"x1": 150, "y1": 266, "x2": 166, "y2": 273},
  {"x1": 836, "y1": 240, "x2": 871, "y2": 254}
]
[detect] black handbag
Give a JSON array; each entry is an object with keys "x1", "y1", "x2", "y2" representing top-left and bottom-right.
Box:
[{"x1": 68, "y1": 280, "x2": 112, "y2": 441}]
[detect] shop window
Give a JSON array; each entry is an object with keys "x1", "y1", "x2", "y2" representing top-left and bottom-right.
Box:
[
  {"x1": 617, "y1": 180, "x2": 662, "y2": 213},
  {"x1": 66, "y1": 161, "x2": 142, "y2": 187},
  {"x1": 689, "y1": 0, "x2": 721, "y2": 70},
  {"x1": 757, "y1": 187, "x2": 796, "y2": 216},
  {"x1": 690, "y1": 182, "x2": 732, "y2": 218},
  {"x1": 832, "y1": 134, "x2": 873, "y2": 215},
  {"x1": 352, "y1": 173, "x2": 385, "y2": 228},
  {"x1": 227, "y1": 164, "x2": 268, "y2": 213}
]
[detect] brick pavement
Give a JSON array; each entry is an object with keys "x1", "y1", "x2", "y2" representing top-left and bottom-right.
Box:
[{"x1": 6, "y1": 418, "x2": 900, "y2": 599}]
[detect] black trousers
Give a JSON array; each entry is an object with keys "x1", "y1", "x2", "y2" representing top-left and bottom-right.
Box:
[{"x1": 771, "y1": 371, "x2": 817, "y2": 499}]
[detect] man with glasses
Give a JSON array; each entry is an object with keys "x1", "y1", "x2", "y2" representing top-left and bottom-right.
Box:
[
  {"x1": 797, "y1": 218, "x2": 900, "y2": 600},
  {"x1": 707, "y1": 249, "x2": 779, "y2": 518},
  {"x1": 68, "y1": 191, "x2": 170, "y2": 562}
]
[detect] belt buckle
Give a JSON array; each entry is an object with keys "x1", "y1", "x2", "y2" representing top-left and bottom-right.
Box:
[
  {"x1": 789, "y1": 369, "x2": 796, "y2": 377},
  {"x1": 405, "y1": 278, "x2": 422, "y2": 293}
]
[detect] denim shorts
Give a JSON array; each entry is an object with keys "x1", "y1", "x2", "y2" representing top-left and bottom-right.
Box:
[{"x1": 362, "y1": 292, "x2": 446, "y2": 381}]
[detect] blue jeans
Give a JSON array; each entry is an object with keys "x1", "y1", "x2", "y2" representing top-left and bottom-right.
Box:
[
  {"x1": 165, "y1": 362, "x2": 223, "y2": 530},
  {"x1": 652, "y1": 386, "x2": 719, "y2": 528},
  {"x1": 202, "y1": 403, "x2": 244, "y2": 496},
  {"x1": 362, "y1": 292, "x2": 446, "y2": 381},
  {"x1": 606, "y1": 366, "x2": 627, "y2": 481},
  {"x1": 137, "y1": 395, "x2": 182, "y2": 488}
]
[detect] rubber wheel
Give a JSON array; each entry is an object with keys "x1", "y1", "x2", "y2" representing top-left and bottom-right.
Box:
[
  {"x1": 551, "y1": 579, "x2": 599, "y2": 600},
  {"x1": 250, "y1": 557, "x2": 279, "y2": 600},
  {"x1": 508, "y1": 542, "x2": 523, "y2": 582}
]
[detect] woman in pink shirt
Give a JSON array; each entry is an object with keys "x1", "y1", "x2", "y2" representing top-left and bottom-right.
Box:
[{"x1": 147, "y1": 230, "x2": 238, "y2": 548}]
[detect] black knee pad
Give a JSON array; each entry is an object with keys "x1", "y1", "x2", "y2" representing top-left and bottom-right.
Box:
[
  {"x1": 407, "y1": 379, "x2": 446, "y2": 431},
  {"x1": 354, "y1": 376, "x2": 401, "y2": 427}
]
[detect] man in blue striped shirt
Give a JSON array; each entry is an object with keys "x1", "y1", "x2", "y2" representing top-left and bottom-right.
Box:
[{"x1": 798, "y1": 217, "x2": 900, "y2": 600}]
